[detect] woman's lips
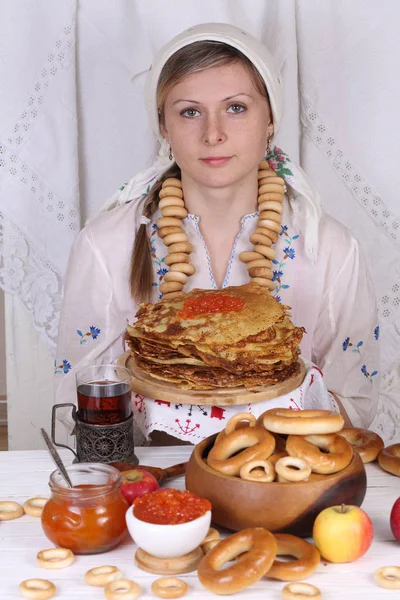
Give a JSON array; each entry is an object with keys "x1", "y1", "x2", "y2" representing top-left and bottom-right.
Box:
[{"x1": 200, "y1": 157, "x2": 232, "y2": 167}]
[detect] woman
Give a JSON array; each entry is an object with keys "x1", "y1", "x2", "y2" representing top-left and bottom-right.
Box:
[{"x1": 55, "y1": 23, "x2": 379, "y2": 444}]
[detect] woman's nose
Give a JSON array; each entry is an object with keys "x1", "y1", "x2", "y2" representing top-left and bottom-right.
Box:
[{"x1": 202, "y1": 114, "x2": 227, "y2": 145}]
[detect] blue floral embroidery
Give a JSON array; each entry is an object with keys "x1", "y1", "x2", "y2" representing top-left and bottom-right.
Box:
[
  {"x1": 283, "y1": 246, "x2": 296, "y2": 260},
  {"x1": 343, "y1": 326, "x2": 379, "y2": 384},
  {"x1": 271, "y1": 225, "x2": 299, "y2": 298},
  {"x1": 272, "y1": 270, "x2": 283, "y2": 282},
  {"x1": 54, "y1": 359, "x2": 71, "y2": 375},
  {"x1": 263, "y1": 150, "x2": 297, "y2": 299},
  {"x1": 361, "y1": 364, "x2": 378, "y2": 383},
  {"x1": 342, "y1": 338, "x2": 364, "y2": 354},
  {"x1": 77, "y1": 326, "x2": 101, "y2": 344},
  {"x1": 150, "y1": 223, "x2": 166, "y2": 300},
  {"x1": 90, "y1": 326, "x2": 101, "y2": 339}
]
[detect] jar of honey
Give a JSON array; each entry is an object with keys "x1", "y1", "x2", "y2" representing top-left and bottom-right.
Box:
[{"x1": 41, "y1": 463, "x2": 129, "y2": 554}]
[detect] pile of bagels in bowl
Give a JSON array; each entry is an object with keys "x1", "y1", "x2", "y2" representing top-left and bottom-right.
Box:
[
  {"x1": 208, "y1": 409, "x2": 384, "y2": 482},
  {"x1": 186, "y1": 408, "x2": 387, "y2": 536}
]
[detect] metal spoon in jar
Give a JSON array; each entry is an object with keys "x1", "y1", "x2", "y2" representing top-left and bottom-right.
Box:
[{"x1": 40, "y1": 428, "x2": 73, "y2": 488}]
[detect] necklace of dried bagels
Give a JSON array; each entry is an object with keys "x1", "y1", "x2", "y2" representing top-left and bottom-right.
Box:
[{"x1": 157, "y1": 159, "x2": 285, "y2": 301}]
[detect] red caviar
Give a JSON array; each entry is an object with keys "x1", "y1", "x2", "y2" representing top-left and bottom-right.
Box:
[
  {"x1": 133, "y1": 488, "x2": 211, "y2": 524},
  {"x1": 179, "y1": 293, "x2": 244, "y2": 320}
]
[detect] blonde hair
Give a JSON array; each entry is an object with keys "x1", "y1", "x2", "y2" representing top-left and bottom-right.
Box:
[{"x1": 130, "y1": 41, "x2": 269, "y2": 303}]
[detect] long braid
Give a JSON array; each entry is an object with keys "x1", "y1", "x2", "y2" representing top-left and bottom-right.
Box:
[{"x1": 129, "y1": 164, "x2": 181, "y2": 303}]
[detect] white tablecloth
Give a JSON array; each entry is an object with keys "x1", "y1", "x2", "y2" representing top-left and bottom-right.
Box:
[{"x1": 0, "y1": 448, "x2": 399, "y2": 599}]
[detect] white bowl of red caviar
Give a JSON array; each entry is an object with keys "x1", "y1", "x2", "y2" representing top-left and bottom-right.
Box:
[{"x1": 125, "y1": 488, "x2": 212, "y2": 558}]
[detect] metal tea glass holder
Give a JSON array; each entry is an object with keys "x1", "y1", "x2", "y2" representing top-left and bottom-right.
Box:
[{"x1": 51, "y1": 403, "x2": 139, "y2": 465}]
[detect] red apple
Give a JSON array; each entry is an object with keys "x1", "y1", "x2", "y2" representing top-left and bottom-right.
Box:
[
  {"x1": 390, "y1": 497, "x2": 400, "y2": 541},
  {"x1": 120, "y1": 469, "x2": 159, "y2": 505},
  {"x1": 312, "y1": 504, "x2": 373, "y2": 563}
]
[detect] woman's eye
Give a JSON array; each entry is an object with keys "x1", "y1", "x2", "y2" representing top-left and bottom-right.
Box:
[
  {"x1": 181, "y1": 108, "x2": 200, "y2": 118},
  {"x1": 227, "y1": 104, "x2": 246, "y2": 114}
]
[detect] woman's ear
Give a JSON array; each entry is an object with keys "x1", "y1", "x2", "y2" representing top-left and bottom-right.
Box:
[
  {"x1": 159, "y1": 123, "x2": 169, "y2": 143},
  {"x1": 267, "y1": 122, "x2": 274, "y2": 140}
]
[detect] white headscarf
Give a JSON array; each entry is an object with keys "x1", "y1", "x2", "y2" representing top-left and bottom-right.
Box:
[{"x1": 101, "y1": 23, "x2": 321, "y2": 263}]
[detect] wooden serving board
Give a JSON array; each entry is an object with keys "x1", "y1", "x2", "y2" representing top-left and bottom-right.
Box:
[{"x1": 119, "y1": 352, "x2": 306, "y2": 407}]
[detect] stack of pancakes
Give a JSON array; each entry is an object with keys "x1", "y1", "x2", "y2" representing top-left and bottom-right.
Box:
[{"x1": 126, "y1": 283, "x2": 305, "y2": 390}]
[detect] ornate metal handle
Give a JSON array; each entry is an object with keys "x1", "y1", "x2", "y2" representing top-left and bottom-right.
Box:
[{"x1": 51, "y1": 403, "x2": 78, "y2": 459}]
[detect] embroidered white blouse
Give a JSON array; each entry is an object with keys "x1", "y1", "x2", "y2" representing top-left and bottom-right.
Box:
[{"x1": 55, "y1": 186, "x2": 380, "y2": 442}]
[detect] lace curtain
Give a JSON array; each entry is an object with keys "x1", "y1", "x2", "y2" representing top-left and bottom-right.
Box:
[
  {"x1": 0, "y1": 0, "x2": 79, "y2": 348},
  {"x1": 1, "y1": 0, "x2": 399, "y2": 443}
]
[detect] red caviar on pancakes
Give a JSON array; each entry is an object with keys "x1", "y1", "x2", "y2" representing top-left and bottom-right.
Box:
[
  {"x1": 133, "y1": 488, "x2": 211, "y2": 524},
  {"x1": 179, "y1": 292, "x2": 244, "y2": 320}
]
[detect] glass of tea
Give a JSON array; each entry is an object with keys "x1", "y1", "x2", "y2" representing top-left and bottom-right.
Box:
[{"x1": 76, "y1": 364, "x2": 132, "y2": 425}]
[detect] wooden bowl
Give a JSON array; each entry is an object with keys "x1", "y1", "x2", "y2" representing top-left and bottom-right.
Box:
[{"x1": 186, "y1": 434, "x2": 367, "y2": 537}]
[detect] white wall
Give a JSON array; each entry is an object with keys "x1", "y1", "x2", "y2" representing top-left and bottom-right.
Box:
[{"x1": 0, "y1": 290, "x2": 6, "y2": 397}]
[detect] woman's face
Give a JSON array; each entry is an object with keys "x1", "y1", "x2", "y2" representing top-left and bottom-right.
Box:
[{"x1": 160, "y1": 61, "x2": 273, "y2": 189}]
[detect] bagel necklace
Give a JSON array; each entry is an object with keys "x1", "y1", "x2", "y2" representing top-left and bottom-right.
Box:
[{"x1": 157, "y1": 159, "x2": 285, "y2": 301}]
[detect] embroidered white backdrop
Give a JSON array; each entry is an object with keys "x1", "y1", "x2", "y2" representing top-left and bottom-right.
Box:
[{"x1": 1, "y1": 0, "x2": 399, "y2": 448}]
